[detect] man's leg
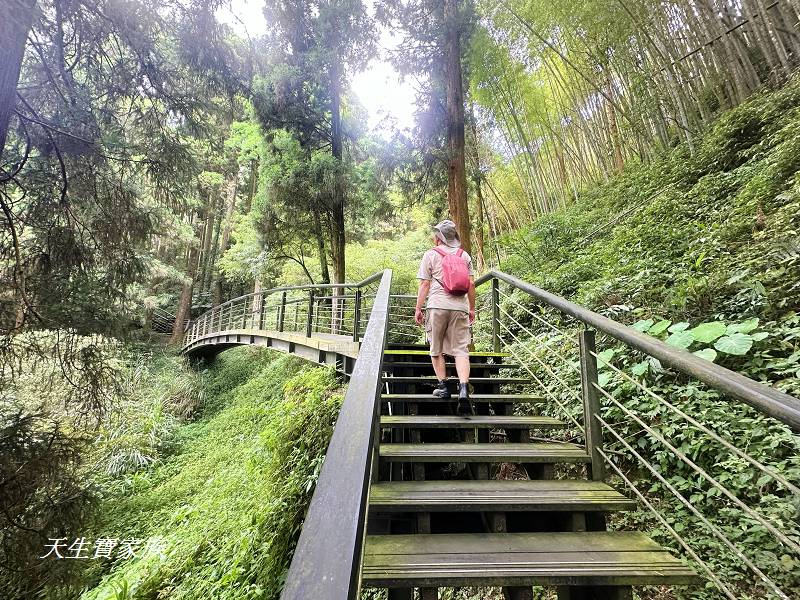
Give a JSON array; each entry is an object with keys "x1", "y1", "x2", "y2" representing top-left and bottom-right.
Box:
[
  {"x1": 447, "y1": 312, "x2": 472, "y2": 415},
  {"x1": 454, "y1": 356, "x2": 470, "y2": 384},
  {"x1": 428, "y1": 310, "x2": 451, "y2": 398},
  {"x1": 431, "y1": 354, "x2": 447, "y2": 381}
]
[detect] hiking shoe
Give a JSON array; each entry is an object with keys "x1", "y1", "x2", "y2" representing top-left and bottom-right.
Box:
[
  {"x1": 457, "y1": 383, "x2": 474, "y2": 416},
  {"x1": 432, "y1": 381, "x2": 451, "y2": 399}
]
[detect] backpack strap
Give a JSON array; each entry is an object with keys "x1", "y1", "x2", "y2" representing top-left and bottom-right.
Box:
[
  {"x1": 432, "y1": 246, "x2": 447, "y2": 257},
  {"x1": 455, "y1": 248, "x2": 464, "y2": 257}
]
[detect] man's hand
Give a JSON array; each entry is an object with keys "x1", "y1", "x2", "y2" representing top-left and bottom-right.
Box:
[
  {"x1": 469, "y1": 308, "x2": 475, "y2": 325},
  {"x1": 415, "y1": 307, "x2": 424, "y2": 325}
]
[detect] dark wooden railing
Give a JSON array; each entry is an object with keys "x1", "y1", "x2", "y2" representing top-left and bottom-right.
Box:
[{"x1": 280, "y1": 269, "x2": 392, "y2": 600}]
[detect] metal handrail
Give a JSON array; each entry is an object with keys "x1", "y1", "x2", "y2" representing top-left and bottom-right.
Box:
[
  {"x1": 280, "y1": 269, "x2": 392, "y2": 600},
  {"x1": 183, "y1": 272, "x2": 385, "y2": 348},
  {"x1": 216, "y1": 272, "x2": 384, "y2": 307},
  {"x1": 476, "y1": 270, "x2": 800, "y2": 431}
]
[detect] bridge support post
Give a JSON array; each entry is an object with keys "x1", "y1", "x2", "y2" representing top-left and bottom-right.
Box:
[
  {"x1": 579, "y1": 329, "x2": 605, "y2": 481},
  {"x1": 257, "y1": 294, "x2": 265, "y2": 331},
  {"x1": 306, "y1": 290, "x2": 315, "y2": 338},
  {"x1": 353, "y1": 288, "x2": 362, "y2": 342},
  {"x1": 491, "y1": 277, "x2": 501, "y2": 353},
  {"x1": 278, "y1": 291, "x2": 286, "y2": 332}
]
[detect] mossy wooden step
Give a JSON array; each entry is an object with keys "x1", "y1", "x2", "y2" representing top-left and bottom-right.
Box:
[
  {"x1": 362, "y1": 532, "x2": 699, "y2": 588},
  {"x1": 380, "y1": 415, "x2": 564, "y2": 429},
  {"x1": 369, "y1": 480, "x2": 637, "y2": 513},
  {"x1": 383, "y1": 349, "x2": 510, "y2": 357},
  {"x1": 379, "y1": 442, "x2": 590, "y2": 464},
  {"x1": 382, "y1": 361, "x2": 519, "y2": 370},
  {"x1": 381, "y1": 393, "x2": 543, "y2": 403},
  {"x1": 382, "y1": 376, "x2": 529, "y2": 384}
]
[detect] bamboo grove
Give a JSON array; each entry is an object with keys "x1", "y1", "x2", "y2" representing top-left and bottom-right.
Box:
[{"x1": 469, "y1": 0, "x2": 800, "y2": 226}]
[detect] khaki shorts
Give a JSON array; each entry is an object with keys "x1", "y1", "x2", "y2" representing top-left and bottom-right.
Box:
[{"x1": 425, "y1": 308, "x2": 471, "y2": 357}]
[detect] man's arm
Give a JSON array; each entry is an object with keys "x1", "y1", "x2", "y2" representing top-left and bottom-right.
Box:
[
  {"x1": 467, "y1": 277, "x2": 476, "y2": 324},
  {"x1": 415, "y1": 279, "x2": 431, "y2": 325}
]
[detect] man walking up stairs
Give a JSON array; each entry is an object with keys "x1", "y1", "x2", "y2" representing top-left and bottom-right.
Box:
[{"x1": 414, "y1": 219, "x2": 476, "y2": 415}]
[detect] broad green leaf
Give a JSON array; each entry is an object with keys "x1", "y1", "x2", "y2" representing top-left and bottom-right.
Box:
[
  {"x1": 669, "y1": 322, "x2": 690, "y2": 333},
  {"x1": 631, "y1": 361, "x2": 649, "y2": 376},
  {"x1": 750, "y1": 331, "x2": 769, "y2": 341},
  {"x1": 688, "y1": 321, "x2": 727, "y2": 343},
  {"x1": 715, "y1": 333, "x2": 754, "y2": 355},
  {"x1": 666, "y1": 331, "x2": 694, "y2": 349},
  {"x1": 649, "y1": 319, "x2": 672, "y2": 336},
  {"x1": 596, "y1": 349, "x2": 615, "y2": 367},
  {"x1": 692, "y1": 348, "x2": 717, "y2": 362},
  {"x1": 631, "y1": 319, "x2": 654, "y2": 332},
  {"x1": 727, "y1": 318, "x2": 760, "y2": 334},
  {"x1": 598, "y1": 372, "x2": 612, "y2": 388}
]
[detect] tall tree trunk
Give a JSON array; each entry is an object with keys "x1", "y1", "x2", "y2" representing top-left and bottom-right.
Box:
[
  {"x1": 444, "y1": 0, "x2": 472, "y2": 254},
  {"x1": 212, "y1": 173, "x2": 239, "y2": 306},
  {"x1": 604, "y1": 71, "x2": 625, "y2": 173},
  {"x1": 199, "y1": 190, "x2": 216, "y2": 294},
  {"x1": 312, "y1": 209, "x2": 330, "y2": 284},
  {"x1": 0, "y1": 0, "x2": 37, "y2": 160},
  {"x1": 467, "y1": 104, "x2": 486, "y2": 269},
  {"x1": 171, "y1": 230, "x2": 201, "y2": 345},
  {"x1": 329, "y1": 60, "x2": 346, "y2": 284},
  {"x1": 243, "y1": 158, "x2": 258, "y2": 214}
]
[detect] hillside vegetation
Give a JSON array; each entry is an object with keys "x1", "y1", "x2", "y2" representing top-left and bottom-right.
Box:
[{"x1": 72, "y1": 349, "x2": 342, "y2": 600}]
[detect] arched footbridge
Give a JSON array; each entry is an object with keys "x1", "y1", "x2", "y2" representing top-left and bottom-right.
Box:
[{"x1": 182, "y1": 269, "x2": 800, "y2": 600}]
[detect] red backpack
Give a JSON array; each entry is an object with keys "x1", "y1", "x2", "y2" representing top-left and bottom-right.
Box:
[{"x1": 432, "y1": 247, "x2": 470, "y2": 296}]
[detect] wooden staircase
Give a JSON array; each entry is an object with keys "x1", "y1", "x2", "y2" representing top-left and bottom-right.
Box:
[{"x1": 362, "y1": 346, "x2": 698, "y2": 599}]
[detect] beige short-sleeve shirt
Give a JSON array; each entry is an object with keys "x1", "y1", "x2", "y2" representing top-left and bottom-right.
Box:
[{"x1": 417, "y1": 247, "x2": 474, "y2": 312}]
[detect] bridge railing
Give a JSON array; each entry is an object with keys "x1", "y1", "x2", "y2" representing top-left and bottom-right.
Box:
[
  {"x1": 474, "y1": 270, "x2": 800, "y2": 600},
  {"x1": 280, "y1": 269, "x2": 392, "y2": 600},
  {"x1": 183, "y1": 272, "x2": 385, "y2": 348}
]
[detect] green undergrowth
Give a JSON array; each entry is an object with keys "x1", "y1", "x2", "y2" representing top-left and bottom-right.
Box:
[
  {"x1": 495, "y1": 80, "x2": 800, "y2": 598},
  {"x1": 501, "y1": 77, "x2": 800, "y2": 344},
  {"x1": 75, "y1": 347, "x2": 343, "y2": 600}
]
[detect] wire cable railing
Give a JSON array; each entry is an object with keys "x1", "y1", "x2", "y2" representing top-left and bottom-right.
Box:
[{"x1": 474, "y1": 269, "x2": 800, "y2": 600}]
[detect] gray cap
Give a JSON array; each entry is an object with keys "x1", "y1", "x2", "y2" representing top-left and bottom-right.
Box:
[{"x1": 432, "y1": 220, "x2": 461, "y2": 248}]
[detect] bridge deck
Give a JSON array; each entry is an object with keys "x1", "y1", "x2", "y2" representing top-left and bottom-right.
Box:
[{"x1": 182, "y1": 328, "x2": 360, "y2": 362}]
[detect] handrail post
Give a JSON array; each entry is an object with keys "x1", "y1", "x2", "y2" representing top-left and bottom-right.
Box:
[
  {"x1": 491, "y1": 277, "x2": 501, "y2": 353},
  {"x1": 353, "y1": 288, "x2": 362, "y2": 342},
  {"x1": 306, "y1": 289, "x2": 315, "y2": 337},
  {"x1": 241, "y1": 299, "x2": 248, "y2": 330},
  {"x1": 257, "y1": 294, "x2": 265, "y2": 331},
  {"x1": 579, "y1": 329, "x2": 605, "y2": 481},
  {"x1": 277, "y1": 291, "x2": 286, "y2": 332}
]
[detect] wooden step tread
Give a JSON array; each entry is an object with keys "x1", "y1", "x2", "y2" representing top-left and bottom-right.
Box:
[
  {"x1": 383, "y1": 376, "x2": 529, "y2": 384},
  {"x1": 380, "y1": 415, "x2": 564, "y2": 429},
  {"x1": 379, "y1": 443, "x2": 590, "y2": 463},
  {"x1": 382, "y1": 394, "x2": 543, "y2": 403},
  {"x1": 369, "y1": 480, "x2": 637, "y2": 512},
  {"x1": 384, "y1": 350, "x2": 510, "y2": 357},
  {"x1": 362, "y1": 532, "x2": 698, "y2": 587},
  {"x1": 383, "y1": 362, "x2": 519, "y2": 370}
]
